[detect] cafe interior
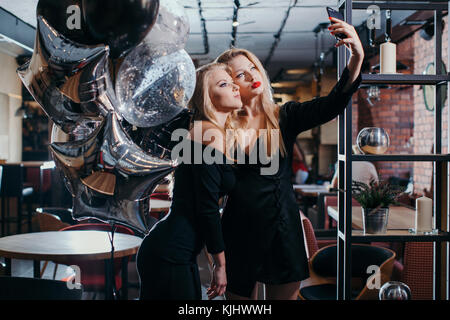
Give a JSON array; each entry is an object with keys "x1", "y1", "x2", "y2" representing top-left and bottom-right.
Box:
[{"x1": 0, "y1": 0, "x2": 449, "y2": 301}]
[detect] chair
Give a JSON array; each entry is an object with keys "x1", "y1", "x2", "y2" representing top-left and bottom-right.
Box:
[
  {"x1": 400, "y1": 242, "x2": 433, "y2": 300},
  {"x1": 0, "y1": 164, "x2": 34, "y2": 236},
  {"x1": 0, "y1": 276, "x2": 82, "y2": 300},
  {"x1": 34, "y1": 212, "x2": 71, "y2": 279},
  {"x1": 299, "y1": 244, "x2": 396, "y2": 300},
  {"x1": 58, "y1": 223, "x2": 135, "y2": 299},
  {"x1": 300, "y1": 211, "x2": 336, "y2": 259},
  {"x1": 36, "y1": 207, "x2": 75, "y2": 225}
]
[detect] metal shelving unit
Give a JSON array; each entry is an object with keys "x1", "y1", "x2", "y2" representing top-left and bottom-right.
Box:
[{"x1": 337, "y1": 0, "x2": 450, "y2": 300}]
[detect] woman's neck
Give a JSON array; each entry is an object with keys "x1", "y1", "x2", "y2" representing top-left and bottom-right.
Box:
[
  {"x1": 213, "y1": 110, "x2": 229, "y2": 129},
  {"x1": 242, "y1": 95, "x2": 261, "y2": 117}
]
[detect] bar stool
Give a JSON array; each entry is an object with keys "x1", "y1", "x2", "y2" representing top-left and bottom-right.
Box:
[{"x1": 0, "y1": 164, "x2": 34, "y2": 236}]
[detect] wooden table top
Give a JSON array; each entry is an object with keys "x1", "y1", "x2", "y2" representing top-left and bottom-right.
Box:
[
  {"x1": 150, "y1": 199, "x2": 171, "y2": 212},
  {"x1": 327, "y1": 206, "x2": 415, "y2": 230},
  {"x1": 0, "y1": 231, "x2": 142, "y2": 263}
]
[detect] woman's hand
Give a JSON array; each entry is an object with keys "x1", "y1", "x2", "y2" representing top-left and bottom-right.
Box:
[
  {"x1": 207, "y1": 264, "x2": 227, "y2": 300},
  {"x1": 328, "y1": 17, "x2": 364, "y2": 60}
]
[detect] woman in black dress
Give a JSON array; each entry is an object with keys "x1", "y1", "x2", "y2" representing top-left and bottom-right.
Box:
[
  {"x1": 215, "y1": 17, "x2": 364, "y2": 299},
  {"x1": 136, "y1": 62, "x2": 242, "y2": 300}
]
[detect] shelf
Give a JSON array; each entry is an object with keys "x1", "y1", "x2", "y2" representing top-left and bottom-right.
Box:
[
  {"x1": 342, "y1": 230, "x2": 450, "y2": 243},
  {"x1": 361, "y1": 73, "x2": 450, "y2": 85},
  {"x1": 348, "y1": 1, "x2": 448, "y2": 11},
  {"x1": 338, "y1": 154, "x2": 450, "y2": 162}
]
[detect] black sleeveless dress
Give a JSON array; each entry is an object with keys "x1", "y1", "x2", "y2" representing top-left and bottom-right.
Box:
[
  {"x1": 222, "y1": 66, "x2": 362, "y2": 297},
  {"x1": 136, "y1": 139, "x2": 235, "y2": 300}
]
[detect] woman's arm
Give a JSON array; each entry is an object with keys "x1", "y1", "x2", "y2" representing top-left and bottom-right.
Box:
[
  {"x1": 281, "y1": 19, "x2": 364, "y2": 139},
  {"x1": 329, "y1": 16, "x2": 365, "y2": 93}
]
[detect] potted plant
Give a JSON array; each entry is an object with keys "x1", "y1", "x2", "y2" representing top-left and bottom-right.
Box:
[{"x1": 352, "y1": 180, "x2": 404, "y2": 234}]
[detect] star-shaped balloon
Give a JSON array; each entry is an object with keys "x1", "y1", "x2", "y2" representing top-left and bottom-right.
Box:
[
  {"x1": 17, "y1": 15, "x2": 116, "y2": 134},
  {"x1": 49, "y1": 112, "x2": 177, "y2": 233}
]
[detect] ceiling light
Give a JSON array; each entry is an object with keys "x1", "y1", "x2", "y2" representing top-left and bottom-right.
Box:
[{"x1": 286, "y1": 69, "x2": 309, "y2": 75}]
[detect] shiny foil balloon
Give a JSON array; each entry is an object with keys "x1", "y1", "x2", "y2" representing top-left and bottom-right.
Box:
[
  {"x1": 17, "y1": 16, "x2": 117, "y2": 134},
  {"x1": 143, "y1": 0, "x2": 189, "y2": 54},
  {"x1": 49, "y1": 112, "x2": 177, "y2": 234},
  {"x1": 82, "y1": 0, "x2": 160, "y2": 59},
  {"x1": 115, "y1": 45, "x2": 196, "y2": 127}
]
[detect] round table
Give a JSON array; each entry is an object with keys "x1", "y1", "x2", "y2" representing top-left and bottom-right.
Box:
[{"x1": 0, "y1": 230, "x2": 142, "y2": 299}]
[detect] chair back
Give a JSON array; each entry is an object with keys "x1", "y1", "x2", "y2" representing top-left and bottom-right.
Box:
[
  {"x1": 300, "y1": 212, "x2": 319, "y2": 258},
  {"x1": 0, "y1": 276, "x2": 82, "y2": 300},
  {"x1": 36, "y1": 212, "x2": 70, "y2": 231},
  {"x1": 59, "y1": 223, "x2": 134, "y2": 235},
  {"x1": 36, "y1": 207, "x2": 75, "y2": 225},
  {"x1": 309, "y1": 244, "x2": 396, "y2": 299},
  {"x1": 400, "y1": 242, "x2": 433, "y2": 300},
  {"x1": 0, "y1": 164, "x2": 24, "y2": 197}
]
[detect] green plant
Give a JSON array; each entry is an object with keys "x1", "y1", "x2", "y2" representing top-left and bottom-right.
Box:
[{"x1": 352, "y1": 180, "x2": 404, "y2": 213}]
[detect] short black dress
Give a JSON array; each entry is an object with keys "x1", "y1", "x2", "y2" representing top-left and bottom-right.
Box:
[
  {"x1": 136, "y1": 139, "x2": 235, "y2": 300},
  {"x1": 222, "y1": 66, "x2": 362, "y2": 297}
]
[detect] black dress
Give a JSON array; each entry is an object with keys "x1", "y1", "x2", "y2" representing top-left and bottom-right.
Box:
[
  {"x1": 136, "y1": 139, "x2": 235, "y2": 300},
  {"x1": 222, "y1": 66, "x2": 362, "y2": 297}
]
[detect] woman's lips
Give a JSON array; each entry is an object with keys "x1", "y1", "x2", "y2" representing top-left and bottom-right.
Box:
[{"x1": 252, "y1": 81, "x2": 261, "y2": 89}]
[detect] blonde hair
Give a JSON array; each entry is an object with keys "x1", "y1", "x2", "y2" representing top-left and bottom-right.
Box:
[
  {"x1": 188, "y1": 62, "x2": 236, "y2": 153},
  {"x1": 215, "y1": 48, "x2": 286, "y2": 157}
]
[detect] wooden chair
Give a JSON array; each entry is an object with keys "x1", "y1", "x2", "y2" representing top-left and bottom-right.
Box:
[
  {"x1": 299, "y1": 244, "x2": 396, "y2": 300},
  {"x1": 34, "y1": 212, "x2": 70, "y2": 278}
]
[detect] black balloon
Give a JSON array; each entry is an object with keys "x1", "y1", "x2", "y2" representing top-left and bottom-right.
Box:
[
  {"x1": 36, "y1": 0, "x2": 97, "y2": 45},
  {"x1": 82, "y1": 0, "x2": 160, "y2": 59}
]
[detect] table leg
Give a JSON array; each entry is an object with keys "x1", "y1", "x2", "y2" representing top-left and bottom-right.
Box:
[
  {"x1": 5, "y1": 258, "x2": 11, "y2": 276},
  {"x1": 33, "y1": 260, "x2": 40, "y2": 278}
]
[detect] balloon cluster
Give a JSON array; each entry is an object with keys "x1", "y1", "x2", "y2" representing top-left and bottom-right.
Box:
[{"x1": 17, "y1": 0, "x2": 196, "y2": 234}]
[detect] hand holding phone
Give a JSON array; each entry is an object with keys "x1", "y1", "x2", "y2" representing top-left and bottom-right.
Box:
[{"x1": 326, "y1": 7, "x2": 347, "y2": 40}]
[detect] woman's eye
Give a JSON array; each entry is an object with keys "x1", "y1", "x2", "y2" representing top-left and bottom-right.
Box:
[
  {"x1": 220, "y1": 83, "x2": 228, "y2": 87},
  {"x1": 250, "y1": 66, "x2": 256, "y2": 70},
  {"x1": 236, "y1": 73, "x2": 244, "y2": 78}
]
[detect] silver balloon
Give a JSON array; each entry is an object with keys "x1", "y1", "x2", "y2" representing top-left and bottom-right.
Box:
[
  {"x1": 143, "y1": 0, "x2": 189, "y2": 54},
  {"x1": 356, "y1": 127, "x2": 390, "y2": 154},
  {"x1": 115, "y1": 45, "x2": 196, "y2": 127},
  {"x1": 379, "y1": 281, "x2": 412, "y2": 300}
]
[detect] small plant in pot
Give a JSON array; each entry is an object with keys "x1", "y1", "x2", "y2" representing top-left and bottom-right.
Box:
[{"x1": 352, "y1": 180, "x2": 404, "y2": 234}]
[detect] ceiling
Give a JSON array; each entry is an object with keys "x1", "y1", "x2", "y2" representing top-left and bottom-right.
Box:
[{"x1": 0, "y1": 0, "x2": 416, "y2": 86}]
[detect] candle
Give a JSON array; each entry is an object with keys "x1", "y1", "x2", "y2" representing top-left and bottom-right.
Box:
[
  {"x1": 415, "y1": 196, "x2": 433, "y2": 232},
  {"x1": 380, "y1": 41, "x2": 396, "y2": 74}
]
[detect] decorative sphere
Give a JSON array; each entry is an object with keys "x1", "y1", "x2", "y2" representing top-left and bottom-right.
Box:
[
  {"x1": 356, "y1": 127, "x2": 390, "y2": 154},
  {"x1": 379, "y1": 281, "x2": 412, "y2": 300}
]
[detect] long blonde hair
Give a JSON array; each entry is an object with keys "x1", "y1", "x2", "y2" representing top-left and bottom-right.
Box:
[
  {"x1": 215, "y1": 48, "x2": 286, "y2": 157},
  {"x1": 188, "y1": 62, "x2": 236, "y2": 153}
]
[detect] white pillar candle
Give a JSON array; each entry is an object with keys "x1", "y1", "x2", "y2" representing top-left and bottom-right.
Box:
[
  {"x1": 415, "y1": 196, "x2": 433, "y2": 232},
  {"x1": 380, "y1": 41, "x2": 397, "y2": 74}
]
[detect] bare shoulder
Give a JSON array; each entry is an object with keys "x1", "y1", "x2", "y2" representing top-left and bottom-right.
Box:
[{"x1": 189, "y1": 121, "x2": 225, "y2": 153}]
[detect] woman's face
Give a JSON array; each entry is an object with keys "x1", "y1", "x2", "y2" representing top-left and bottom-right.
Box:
[
  {"x1": 227, "y1": 54, "x2": 264, "y2": 100},
  {"x1": 208, "y1": 68, "x2": 242, "y2": 111}
]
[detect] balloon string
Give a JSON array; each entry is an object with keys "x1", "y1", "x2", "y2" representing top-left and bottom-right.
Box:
[{"x1": 108, "y1": 223, "x2": 118, "y2": 300}]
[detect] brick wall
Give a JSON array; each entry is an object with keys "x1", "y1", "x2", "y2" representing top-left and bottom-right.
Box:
[
  {"x1": 354, "y1": 36, "x2": 415, "y2": 181},
  {"x1": 413, "y1": 15, "x2": 449, "y2": 195},
  {"x1": 352, "y1": 16, "x2": 449, "y2": 196}
]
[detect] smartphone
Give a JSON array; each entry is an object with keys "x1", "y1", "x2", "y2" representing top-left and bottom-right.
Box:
[{"x1": 326, "y1": 7, "x2": 347, "y2": 40}]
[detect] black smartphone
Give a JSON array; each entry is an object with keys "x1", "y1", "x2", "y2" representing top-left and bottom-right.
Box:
[{"x1": 326, "y1": 7, "x2": 347, "y2": 40}]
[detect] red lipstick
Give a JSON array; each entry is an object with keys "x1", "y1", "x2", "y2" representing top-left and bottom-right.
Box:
[{"x1": 252, "y1": 81, "x2": 261, "y2": 89}]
